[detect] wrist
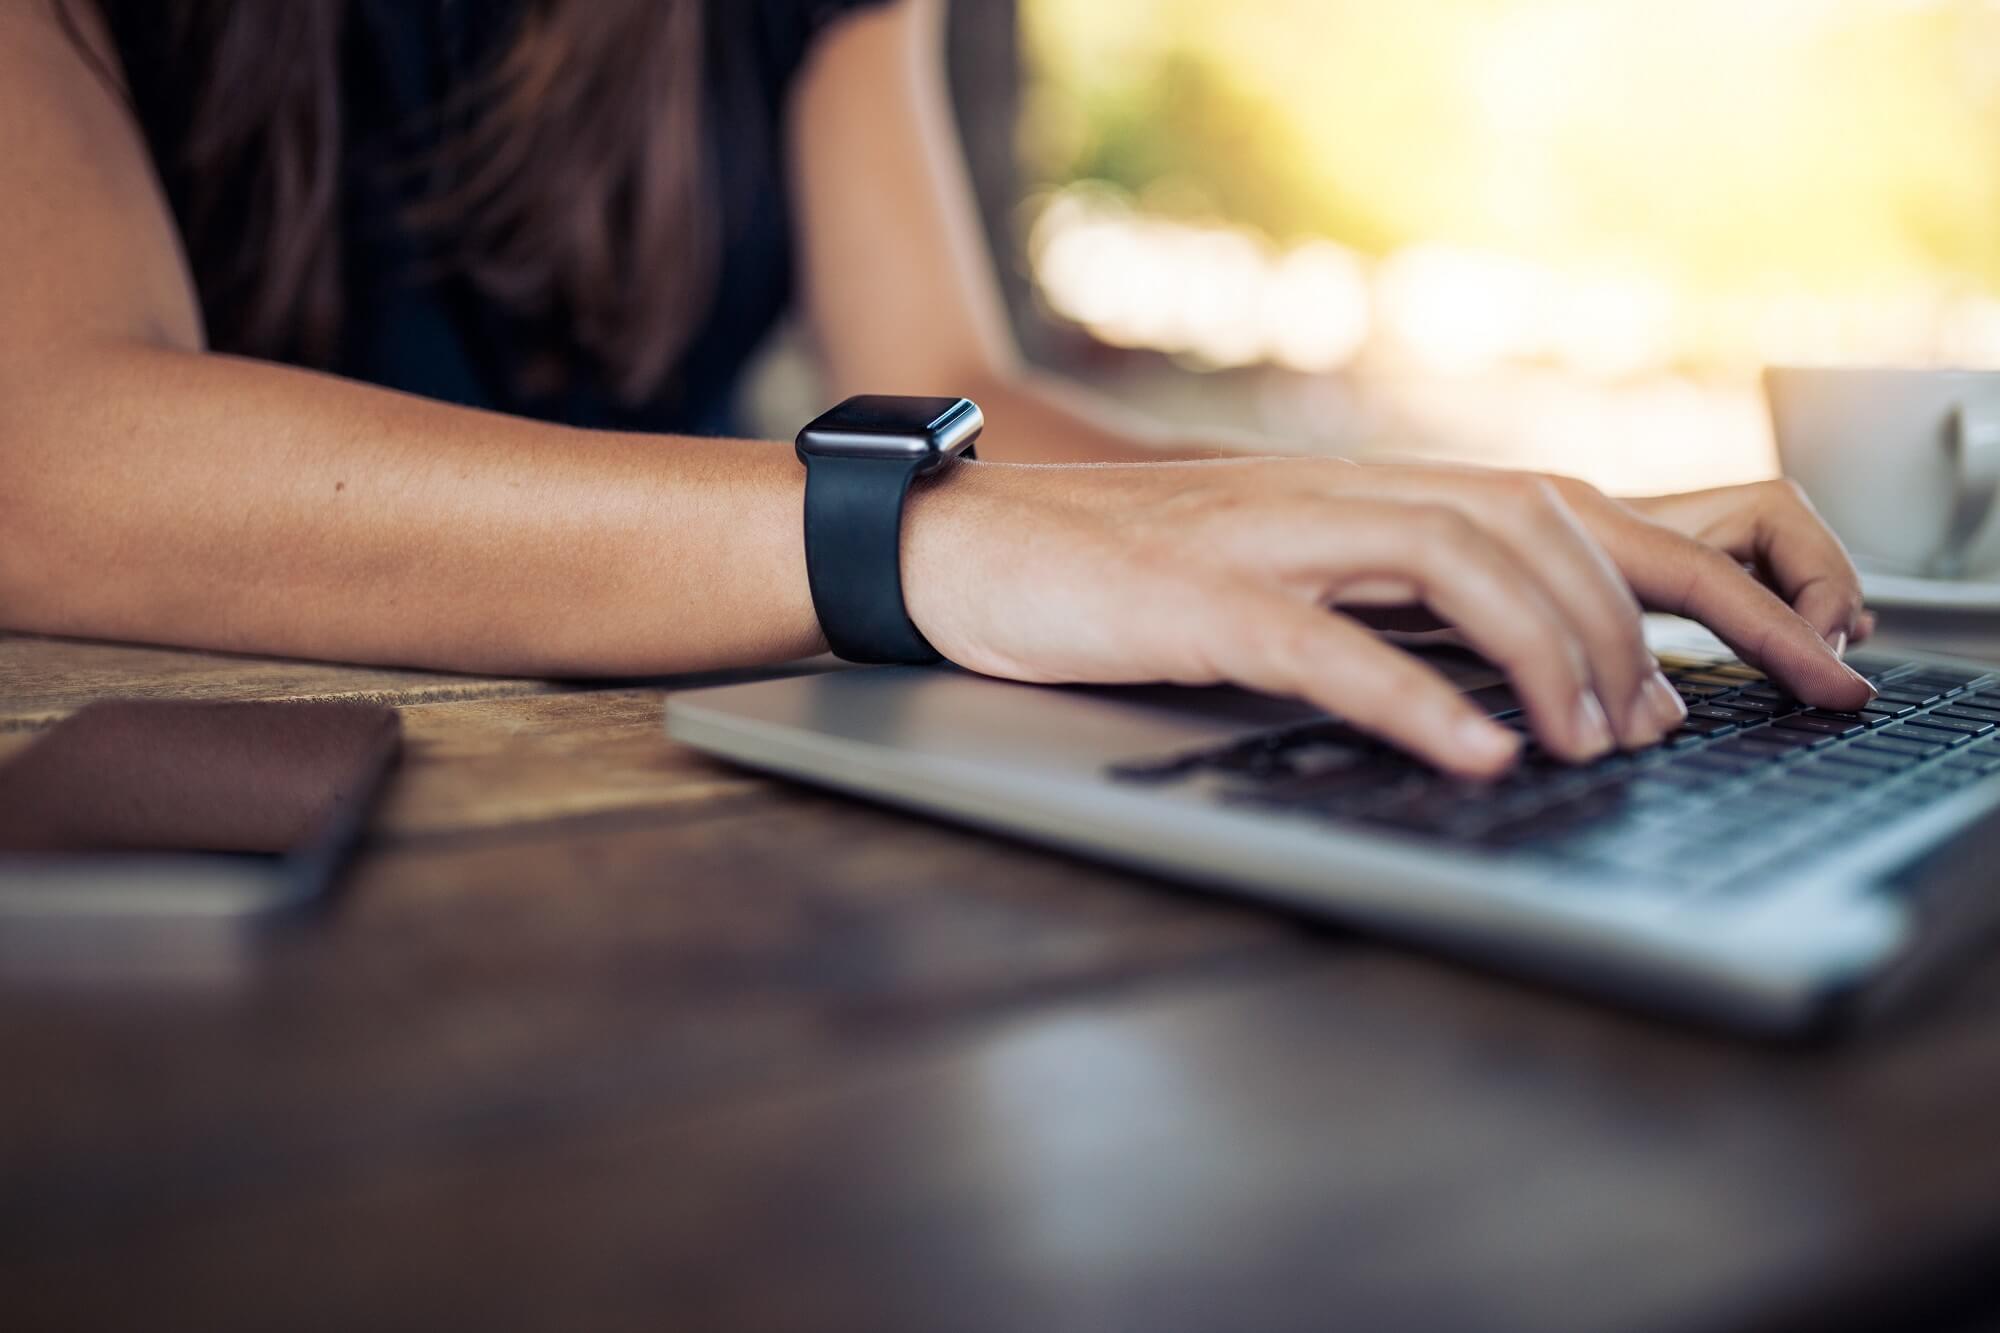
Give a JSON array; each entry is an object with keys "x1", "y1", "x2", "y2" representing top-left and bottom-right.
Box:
[
  {"x1": 899, "y1": 459, "x2": 1039, "y2": 658},
  {"x1": 795, "y1": 395, "x2": 984, "y2": 664}
]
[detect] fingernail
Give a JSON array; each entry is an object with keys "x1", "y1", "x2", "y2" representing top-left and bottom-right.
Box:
[
  {"x1": 1828, "y1": 629, "x2": 1848, "y2": 660},
  {"x1": 1573, "y1": 693, "x2": 1615, "y2": 759},
  {"x1": 1844, "y1": 663, "x2": 1876, "y2": 698},
  {"x1": 1643, "y1": 672, "x2": 1687, "y2": 731}
]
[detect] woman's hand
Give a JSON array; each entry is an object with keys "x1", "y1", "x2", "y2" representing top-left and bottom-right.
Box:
[
  {"x1": 1618, "y1": 480, "x2": 1875, "y2": 649},
  {"x1": 901, "y1": 458, "x2": 1875, "y2": 779}
]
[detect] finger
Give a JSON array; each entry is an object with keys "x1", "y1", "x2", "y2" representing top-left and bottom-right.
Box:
[
  {"x1": 1733, "y1": 480, "x2": 1864, "y2": 646},
  {"x1": 1630, "y1": 482, "x2": 1865, "y2": 647},
  {"x1": 1596, "y1": 512, "x2": 1875, "y2": 710},
  {"x1": 1213, "y1": 588, "x2": 1520, "y2": 777},
  {"x1": 1300, "y1": 502, "x2": 1616, "y2": 762},
  {"x1": 1432, "y1": 475, "x2": 1673, "y2": 748},
  {"x1": 1321, "y1": 468, "x2": 1674, "y2": 748}
]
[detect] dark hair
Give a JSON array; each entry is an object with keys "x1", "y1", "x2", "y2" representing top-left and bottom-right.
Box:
[{"x1": 59, "y1": 0, "x2": 714, "y2": 403}]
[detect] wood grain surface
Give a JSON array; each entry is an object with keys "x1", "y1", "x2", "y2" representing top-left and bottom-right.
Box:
[{"x1": 3, "y1": 629, "x2": 1999, "y2": 1333}]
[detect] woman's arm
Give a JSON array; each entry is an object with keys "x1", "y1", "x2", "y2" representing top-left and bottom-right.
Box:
[
  {"x1": 786, "y1": 0, "x2": 1187, "y2": 464},
  {"x1": 0, "y1": 0, "x2": 823, "y2": 676},
  {"x1": 0, "y1": 0, "x2": 1869, "y2": 777}
]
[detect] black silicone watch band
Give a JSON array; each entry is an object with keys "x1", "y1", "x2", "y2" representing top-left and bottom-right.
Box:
[{"x1": 802, "y1": 452, "x2": 945, "y2": 664}]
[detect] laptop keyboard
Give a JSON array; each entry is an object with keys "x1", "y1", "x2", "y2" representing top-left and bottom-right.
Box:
[{"x1": 1109, "y1": 653, "x2": 2000, "y2": 890}]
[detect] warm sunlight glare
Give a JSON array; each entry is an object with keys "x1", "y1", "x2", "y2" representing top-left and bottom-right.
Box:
[{"x1": 1019, "y1": 0, "x2": 2000, "y2": 492}]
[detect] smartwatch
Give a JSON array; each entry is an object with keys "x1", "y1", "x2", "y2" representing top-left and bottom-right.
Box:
[{"x1": 796, "y1": 394, "x2": 983, "y2": 664}]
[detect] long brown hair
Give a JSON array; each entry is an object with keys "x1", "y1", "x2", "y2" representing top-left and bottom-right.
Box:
[{"x1": 61, "y1": 0, "x2": 715, "y2": 403}]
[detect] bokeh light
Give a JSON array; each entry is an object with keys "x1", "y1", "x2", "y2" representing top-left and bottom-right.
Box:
[{"x1": 1018, "y1": 0, "x2": 2000, "y2": 493}]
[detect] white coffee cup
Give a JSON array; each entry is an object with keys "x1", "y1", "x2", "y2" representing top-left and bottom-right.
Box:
[{"x1": 1765, "y1": 366, "x2": 2000, "y2": 580}]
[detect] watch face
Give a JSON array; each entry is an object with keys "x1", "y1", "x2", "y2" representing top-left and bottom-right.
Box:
[
  {"x1": 796, "y1": 395, "x2": 983, "y2": 465},
  {"x1": 822, "y1": 395, "x2": 965, "y2": 434}
]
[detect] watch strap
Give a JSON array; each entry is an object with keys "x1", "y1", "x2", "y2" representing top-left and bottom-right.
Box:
[{"x1": 802, "y1": 452, "x2": 942, "y2": 664}]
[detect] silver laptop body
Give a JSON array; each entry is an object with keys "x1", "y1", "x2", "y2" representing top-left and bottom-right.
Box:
[{"x1": 666, "y1": 632, "x2": 2000, "y2": 1035}]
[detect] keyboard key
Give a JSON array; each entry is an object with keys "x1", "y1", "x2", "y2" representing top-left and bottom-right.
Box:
[
  {"x1": 1911, "y1": 666, "x2": 1986, "y2": 684},
  {"x1": 1874, "y1": 689, "x2": 1942, "y2": 707},
  {"x1": 1710, "y1": 736, "x2": 1809, "y2": 761},
  {"x1": 1860, "y1": 703, "x2": 1917, "y2": 724},
  {"x1": 1935, "y1": 706, "x2": 2000, "y2": 725},
  {"x1": 1893, "y1": 731, "x2": 1976, "y2": 752},
  {"x1": 1855, "y1": 735, "x2": 1947, "y2": 759},
  {"x1": 1899, "y1": 716, "x2": 1993, "y2": 739},
  {"x1": 1845, "y1": 661, "x2": 1907, "y2": 686},
  {"x1": 1819, "y1": 748, "x2": 1916, "y2": 772},
  {"x1": 1688, "y1": 703, "x2": 1763, "y2": 725},
  {"x1": 1674, "y1": 713, "x2": 1738, "y2": 737},
  {"x1": 1774, "y1": 714, "x2": 1865, "y2": 738},
  {"x1": 1733, "y1": 725, "x2": 1825, "y2": 749},
  {"x1": 1710, "y1": 695, "x2": 1797, "y2": 717},
  {"x1": 1675, "y1": 682, "x2": 1736, "y2": 700},
  {"x1": 1903, "y1": 672, "x2": 1982, "y2": 693}
]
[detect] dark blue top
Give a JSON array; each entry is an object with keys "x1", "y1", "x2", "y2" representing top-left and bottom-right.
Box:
[{"x1": 95, "y1": 0, "x2": 884, "y2": 437}]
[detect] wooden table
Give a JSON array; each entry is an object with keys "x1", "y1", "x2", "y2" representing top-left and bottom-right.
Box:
[{"x1": 3, "y1": 630, "x2": 1999, "y2": 1333}]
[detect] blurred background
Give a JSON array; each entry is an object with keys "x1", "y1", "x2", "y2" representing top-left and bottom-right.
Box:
[{"x1": 755, "y1": 0, "x2": 2000, "y2": 495}]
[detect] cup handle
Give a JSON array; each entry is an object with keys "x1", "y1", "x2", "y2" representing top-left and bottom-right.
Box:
[{"x1": 1930, "y1": 404, "x2": 2000, "y2": 579}]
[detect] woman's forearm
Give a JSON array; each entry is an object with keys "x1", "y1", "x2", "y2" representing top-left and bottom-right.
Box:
[
  {"x1": 0, "y1": 341, "x2": 825, "y2": 675},
  {"x1": 0, "y1": 338, "x2": 1878, "y2": 777}
]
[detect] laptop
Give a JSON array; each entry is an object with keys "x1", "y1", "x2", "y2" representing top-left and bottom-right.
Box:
[{"x1": 665, "y1": 621, "x2": 2000, "y2": 1035}]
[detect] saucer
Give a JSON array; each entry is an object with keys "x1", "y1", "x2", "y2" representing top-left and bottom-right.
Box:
[{"x1": 1859, "y1": 567, "x2": 2000, "y2": 611}]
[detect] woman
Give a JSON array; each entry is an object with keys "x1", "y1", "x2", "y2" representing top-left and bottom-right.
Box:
[{"x1": 0, "y1": 0, "x2": 1873, "y2": 777}]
